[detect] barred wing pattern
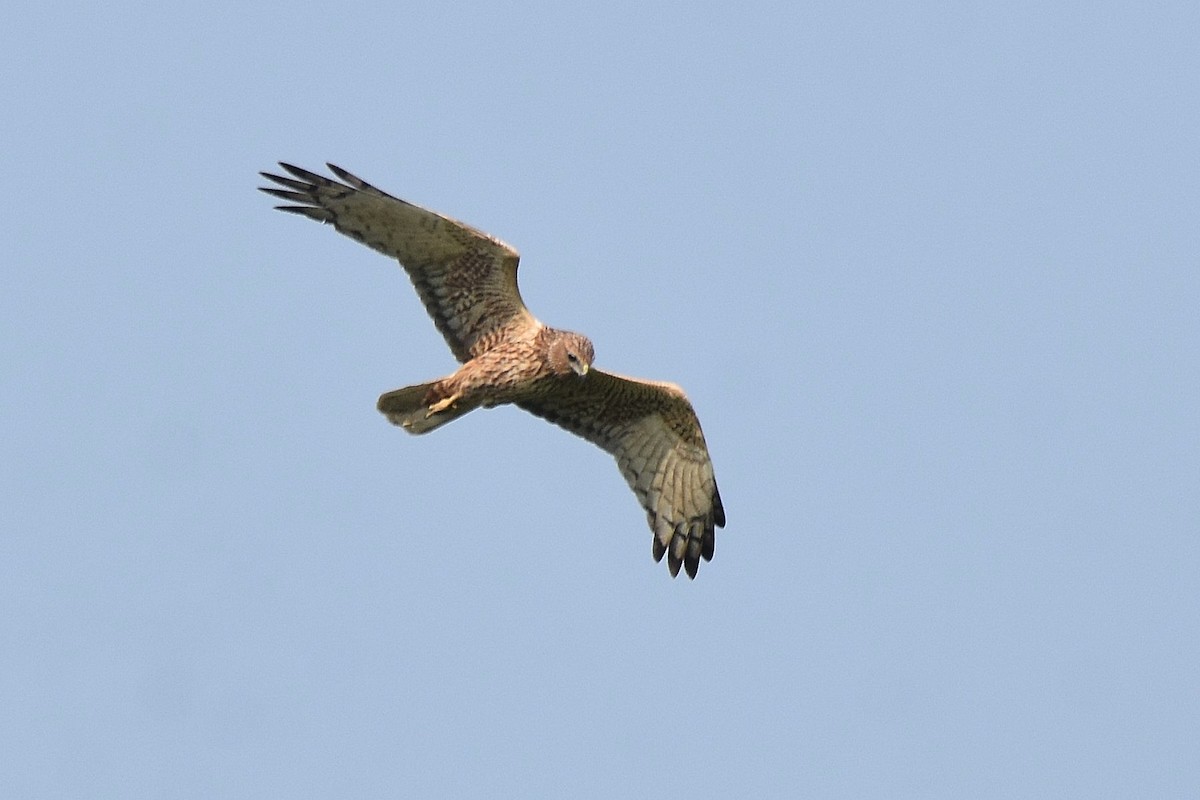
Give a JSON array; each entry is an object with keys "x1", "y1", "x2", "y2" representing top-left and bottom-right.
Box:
[
  {"x1": 260, "y1": 163, "x2": 537, "y2": 362},
  {"x1": 518, "y1": 371, "x2": 725, "y2": 579}
]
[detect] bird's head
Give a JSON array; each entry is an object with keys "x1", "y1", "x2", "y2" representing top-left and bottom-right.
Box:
[{"x1": 548, "y1": 330, "x2": 595, "y2": 377}]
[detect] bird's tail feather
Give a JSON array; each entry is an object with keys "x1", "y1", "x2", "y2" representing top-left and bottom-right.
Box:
[{"x1": 376, "y1": 383, "x2": 475, "y2": 434}]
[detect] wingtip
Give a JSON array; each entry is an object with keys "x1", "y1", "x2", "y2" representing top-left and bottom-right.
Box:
[
  {"x1": 652, "y1": 536, "x2": 666, "y2": 563},
  {"x1": 277, "y1": 161, "x2": 326, "y2": 183},
  {"x1": 272, "y1": 205, "x2": 334, "y2": 222},
  {"x1": 683, "y1": 526, "x2": 704, "y2": 578},
  {"x1": 326, "y1": 163, "x2": 371, "y2": 191},
  {"x1": 260, "y1": 187, "x2": 309, "y2": 203}
]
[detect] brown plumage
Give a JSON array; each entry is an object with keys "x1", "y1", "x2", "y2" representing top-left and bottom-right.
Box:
[{"x1": 259, "y1": 163, "x2": 725, "y2": 578}]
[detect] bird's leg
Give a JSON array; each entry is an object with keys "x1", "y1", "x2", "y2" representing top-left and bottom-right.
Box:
[{"x1": 426, "y1": 392, "x2": 461, "y2": 417}]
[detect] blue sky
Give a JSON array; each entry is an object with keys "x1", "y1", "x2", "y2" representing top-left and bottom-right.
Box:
[{"x1": 3, "y1": 2, "x2": 1197, "y2": 797}]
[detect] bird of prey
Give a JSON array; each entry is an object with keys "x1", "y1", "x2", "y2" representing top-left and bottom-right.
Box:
[{"x1": 259, "y1": 163, "x2": 725, "y2": 578}]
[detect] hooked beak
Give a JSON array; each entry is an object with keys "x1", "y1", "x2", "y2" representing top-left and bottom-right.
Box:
[{"x1": 572, "y1": 361, "x2": 589, "y2": 377}]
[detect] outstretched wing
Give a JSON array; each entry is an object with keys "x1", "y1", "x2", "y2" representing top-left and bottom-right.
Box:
[
  {"x1": 260, "y1": 163, "x2": 538, "y2": 362},
  {"x1": 517, "y1": 371, "x2": 725, "y2": 579}
]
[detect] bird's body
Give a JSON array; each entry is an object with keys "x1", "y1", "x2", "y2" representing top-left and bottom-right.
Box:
[
  {"x1": 380, "y1": 326, "x2": 593, "y2": 434},
  {"x1": 260, "y1": 163, "x2": 725, "y2": 578}
]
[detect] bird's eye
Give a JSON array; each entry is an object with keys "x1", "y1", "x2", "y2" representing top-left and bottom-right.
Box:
[{"x1": 567, "y1": 353, "x2": 578, "y2": 362}]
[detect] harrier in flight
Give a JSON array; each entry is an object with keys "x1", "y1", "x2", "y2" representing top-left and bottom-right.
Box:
[{"x1": 260, "y1": 164, "x2": 725, "y2": 578}]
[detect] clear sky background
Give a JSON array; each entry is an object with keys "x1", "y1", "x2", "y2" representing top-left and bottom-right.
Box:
[{"x1": 2, "y1": 2, "x2": 1197, "y2": 797}]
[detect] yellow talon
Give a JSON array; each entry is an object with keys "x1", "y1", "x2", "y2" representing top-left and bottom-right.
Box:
[{"x1": 426, "y1": 393, "x2": 460, "y2": 417}]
